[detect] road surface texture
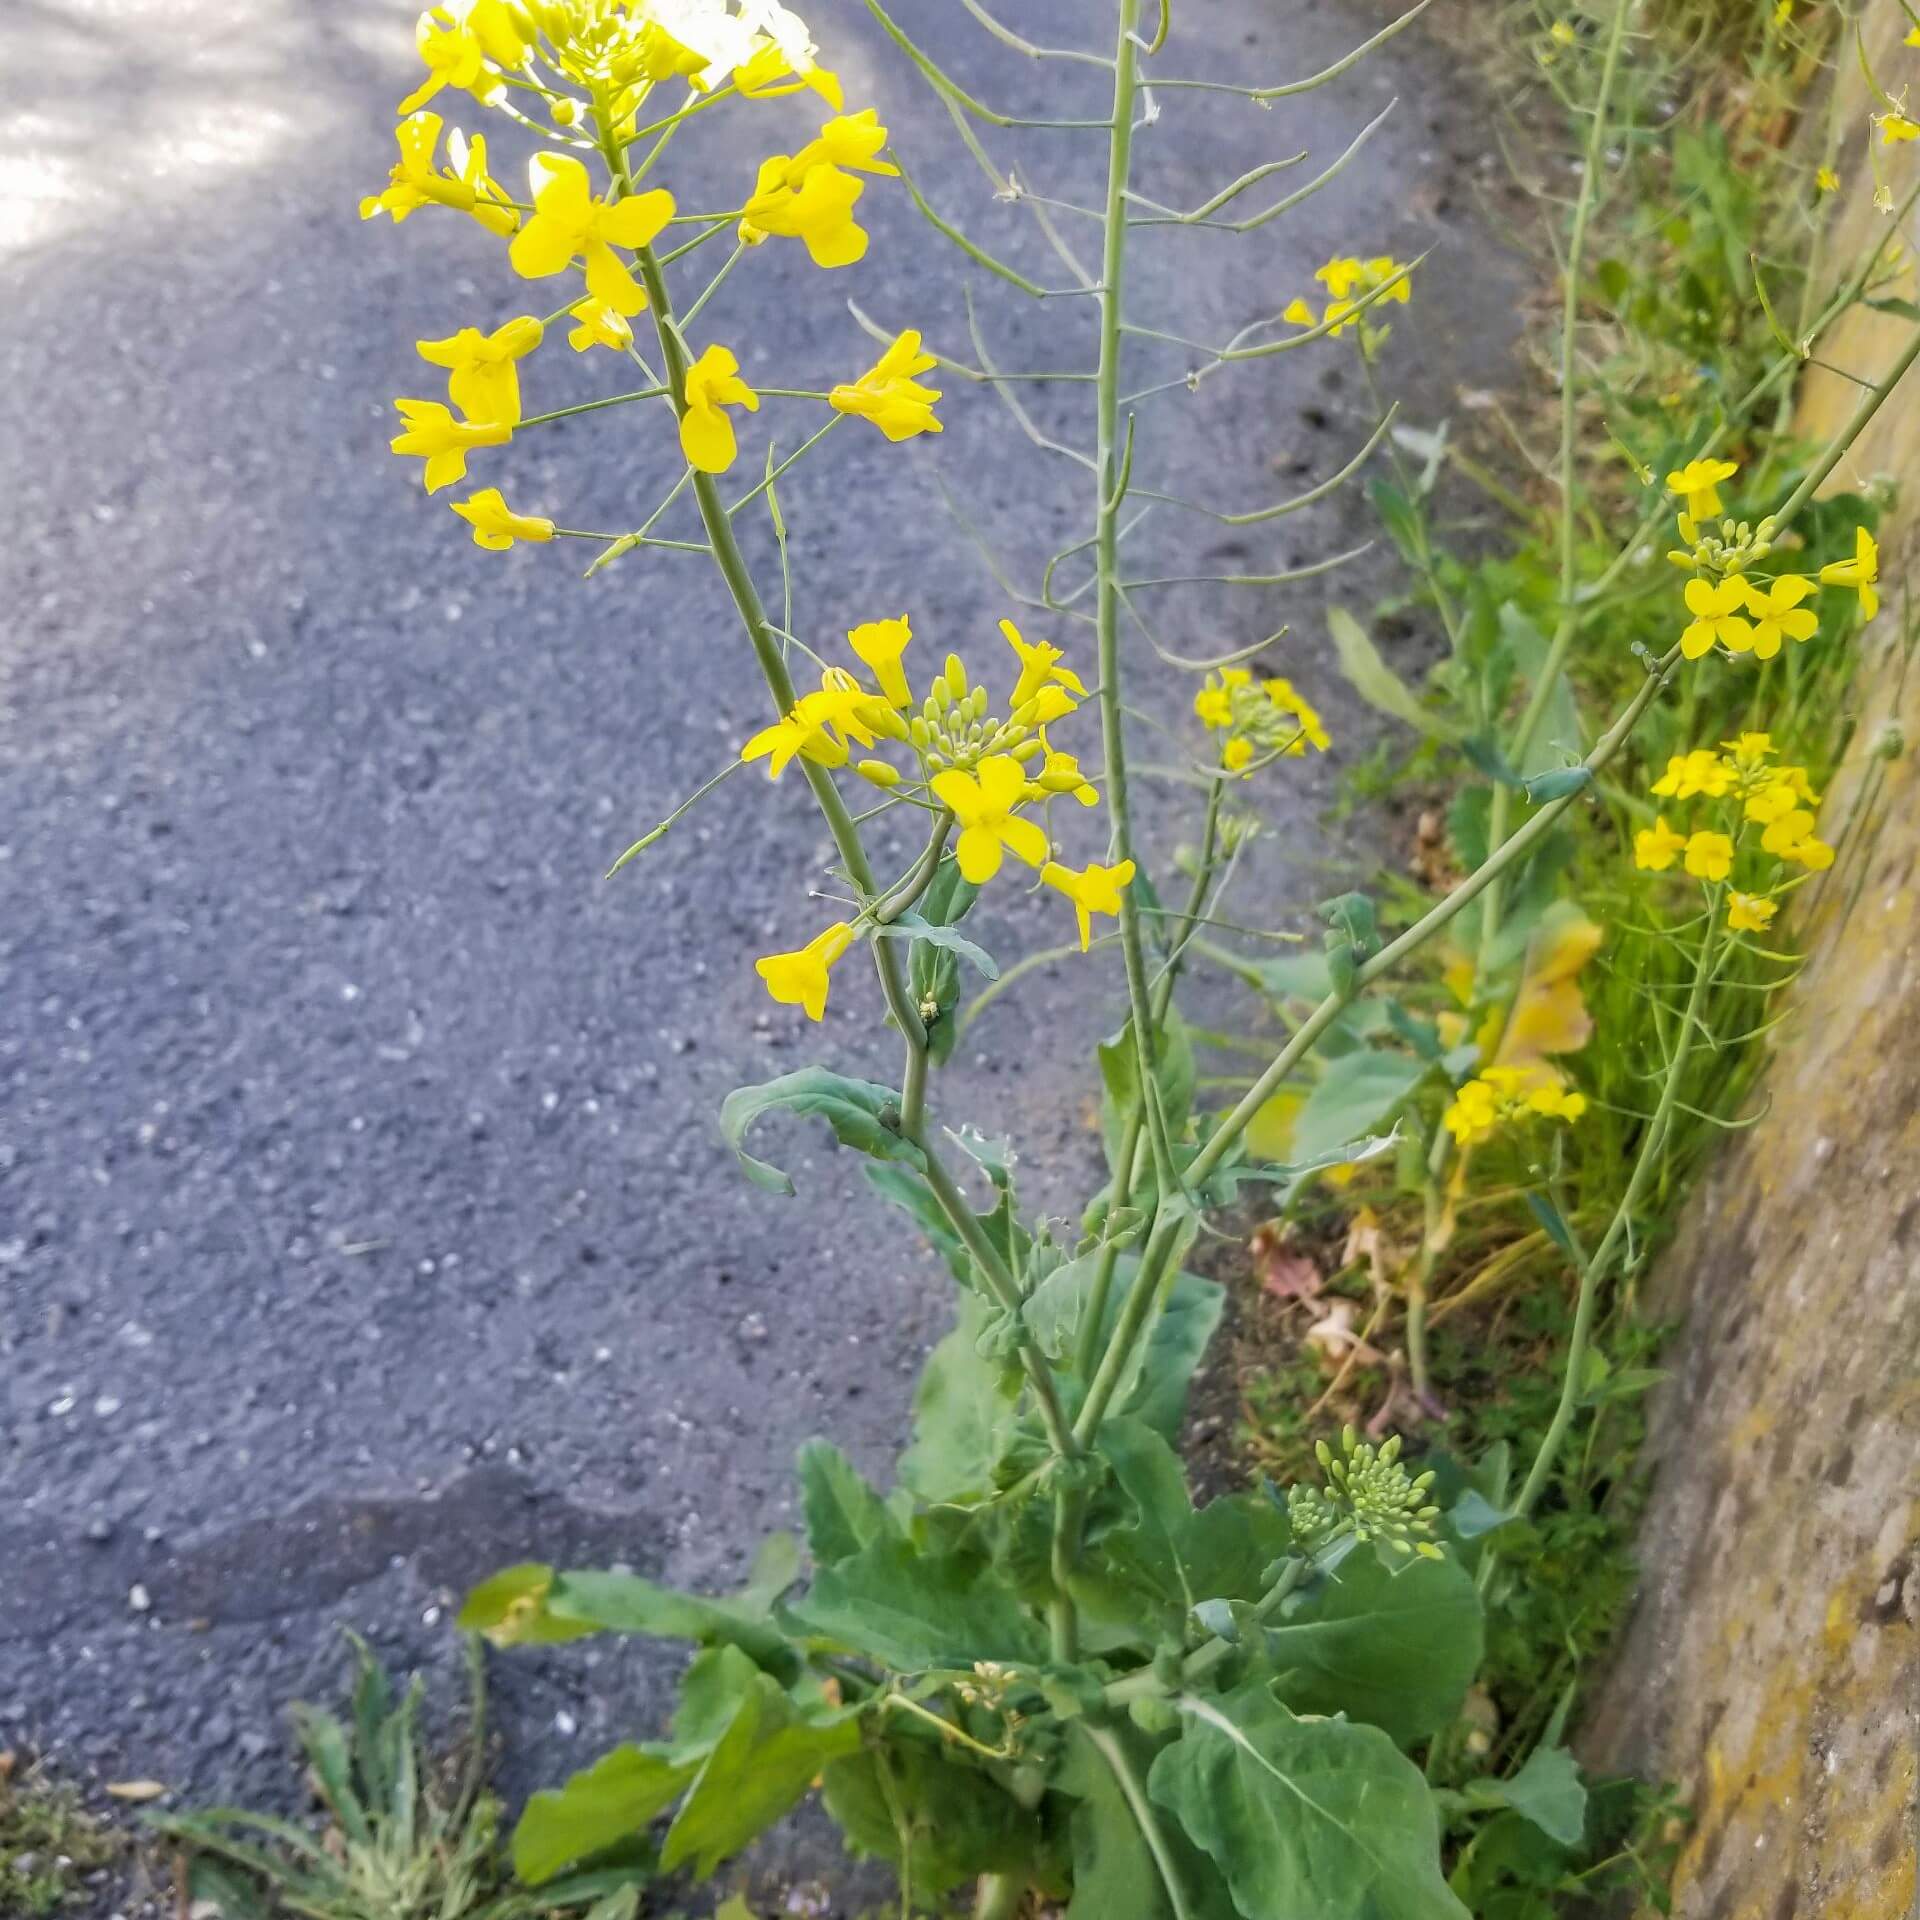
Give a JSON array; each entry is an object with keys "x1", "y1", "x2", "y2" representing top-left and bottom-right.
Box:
[{"x1": 0, "y1": 0, "x2": 1522, "y2": 1895}]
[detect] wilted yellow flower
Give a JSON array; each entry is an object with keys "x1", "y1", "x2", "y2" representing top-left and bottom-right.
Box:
[
  {"x1": 389, "y1": 399, "x2": 511, "y2": 492},
  {"x1": 930, "y1": 754, "x2": 1049, "y2": 883},
  {"x1": 829, "y1": 331, "x2": 943, "y2": 441},
  {"x1": 756, "y1": 921, "x2": 857, "y2": 1022},
  {"x1": 1876, "y1": 112, "x2": 1920, "y2": 145},
  {"x1": 509, "y1": 155, "x2": 675, "y2": 317},
  {"x1": 1683, "y1": 830, "x2": 1734, "y2": 882},
  {"x1": 1727, "y1": 892, "x2": 1778, "y2": 934},
  {"x1": 1651, "y1": 749, "x2": 1733, "y2": 799},
  {"x1": 1666, "y1": 456, "x2": 1738, "y2": 526},
  {"x1": 415, "y1": 316, "x2": 542, "y2": 427},
  {"x1": 1819, "y1": 526, "x2": 1879, "y2": 621},
  {"x1": 848, "y1": 617, "x2": 914, "y2": 708},
  {"x1": 1741, "y1": 575, "x2": 1819, "y2": 658},
  {"x1": 1001, "y1": 619, "x2": 1087, "y2": 712},
  {"x1": 360, "y1": 115, "x2": 517, "y2": 235},
  {"x1": 1039, "y1": 859, "x2": 1136, "y2": 951},
  {"x1": 1680, "y1": 576, "x2": 1754, "y2": 658},
  {"x1": 787, "y1": 110, "x2": 899, "y2": 184},
  {"x1": 1633, "y1": 816, "x2": 1688, "y2": 872},
  {"x1": 450, "y1": 487, "x2": 554, "y2": 550},
  {"x1": 566, "y1": 301, "x2": 633, "y2": 353},
  {"x1": 740, "y1": 157, "x2": 868, "y2": 267},
  {"x1": 679, "y1": 344, "x2": 760, "y2": 474}
]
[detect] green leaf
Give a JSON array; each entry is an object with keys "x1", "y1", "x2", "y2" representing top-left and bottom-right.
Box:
[
  {"x1": 1327, "y1": 607, "x2": 1463, "y2": 741},
  {"x1": 874, "y1": 911, "x2": 998, "y2": 978},
  {"x1": 457, "y1": 1563, "x2": 599, "y2": 1648},
  {"x1": 1148, "y1": 1683, "x2": 1469, "y2": 1920},
  {"x1": 1098, "y1": 1009, "x2": 1197, "y2": 1169},
  {"x1": 514, "y1": 1744, "x2": 697, "y2": 1885},
  {"x1": 1498, "y1": 606, "x2": 1585, "y2": 777},
  {"x1": 1289, "y1": 1052, "x2": 1427, "y2": 1165},
  {"x1": 1488, "y1": 1745, "x2": 1587, "y2": 1848},
  {"x1": 719, "y1": 1068, "x2": 927, "y2": 1197},
  {"x1": 1056, "y1": 1722, "x2": 1221, "y2": 1920},
  {"x1": 1257, "y1": 1551, "x2": 1482, "y2": 1747},
  {"x1": 785, "y1": 1537, "x2": 1046, "y2": 1670},
  {"x1": 737, "y1": 1532, "x2": 802, "y2": 1614},
  {"x1": 898, "y1": 1291, "x2": 1022, "y2": 1502},
  {"x1": 543, "y1": 1571, "x2": 798, "y2": 1679},
  {"x1": 1036, "y1": 1258, "x2": 1222, "y2": 1440},
  {"x1": 797, "y1": 1439, "x2": 899, "y2": 1568}
]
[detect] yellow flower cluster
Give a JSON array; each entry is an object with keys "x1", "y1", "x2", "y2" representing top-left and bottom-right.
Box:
[
  {"x1": 1634, "y1": 731, "x2": 1831, "y2": 920},
  {"x1": 749, "y1": 619, "x2": 1135, "y2": 1019},
  {"x1": 1193, "y1": 667, "x2": 1329, "y2": 773},
  {"x1": 365, "y1": 3, "x2": 944, "y2": 546},
  {"x1": 1442, "y1": 1065, "x2": 1587, "y2": 1149},
  {"x1": 1281, "y1": 254, "x2": 1415, "y2": 339}
]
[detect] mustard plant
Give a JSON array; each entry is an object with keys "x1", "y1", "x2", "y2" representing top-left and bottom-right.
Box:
[{"x1": 356, "y1": 1, "x2": 1915, "y2": 1913}]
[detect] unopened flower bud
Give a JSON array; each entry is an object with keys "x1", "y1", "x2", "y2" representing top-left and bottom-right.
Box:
[
  {"x1": 944, "y1": 654, "x2": 969, "y2": 701},
  {"x1": 855, "y1": 759, "x2": 900, "y2": 788},
  {"x1": 551, "y1": 95, "x2": 582, "y2": 126},
  {"x1": 909, "y1": 716, "x2": 931, "y2": 750}
]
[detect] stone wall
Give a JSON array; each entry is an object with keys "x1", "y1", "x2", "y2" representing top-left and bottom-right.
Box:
[{"x1": 1581, "y1": 18, "x2": 1920, "y2": 1918}]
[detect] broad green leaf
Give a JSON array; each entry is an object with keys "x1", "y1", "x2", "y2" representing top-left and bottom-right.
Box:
[
  {"x1": 874, "y1": 911, "x2": 998, "y2": 977},
  {"x1": 457, "y1": 1562, "x2": 598, "y2": 1648},
  {"x1": 797, "y1": 1439, "x2": 899, "y2": 1568},
  {"x1": 514, "y1": 1744, "x2": 696, "y2": 1884},
  {"x1": 737, "y1": 1531, "x2": 801, "y2": 1614},
  {"x1": 898, "y1": 1291, "x2": 1021, "y2": 1502},
  {"x1": 1258, "y1": 1551, "x2": 1482, "y2": 1747},
  {"x1": 864, "y1": 1164, "x2": 968, "y2": 1283},
  {"x1": 822, "y1": 1744, "x2": 1043, "y2": 1902},
  {"x1": 1327, "y1": 607, "x2": 1463, "y2": 741},
  {"x1": 544, "y1": 1571, "x2": 798, "y2": 1679},
  {"x1": 786, "y1": 1537, "x2": 1046, "y2": 1670},
  {"x1": 1499, "y1": 606, "x2": 1586, "y2": 777},
  {"x1": 1480, "y1": 1744, "x2": 1587, "y2": 1848},
  {"x1": 1148, "y1": 1683, "x2": 1469, "y2": 1920},
  {"x1": 1056, "y1": 1722, "x2": 1224, "y2": 1920},
  {"x1": 719, "y1": 1067, "x2": 926, "y2": 1196},
  {"x1": 1098, "y1": 1010, "x2": 1196, "y2": 1170},
  {"x1": 1289, "y1": 1051, "x2": 1428, "y2": 1165}
]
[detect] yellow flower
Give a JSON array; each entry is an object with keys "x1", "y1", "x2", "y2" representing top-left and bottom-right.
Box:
[
  {"x1": 1727, "y1": 892, "x2": 1778, "y2": 934},
  {"x1": 740, "y1": 157, "x2": 868, "y2": 267},
  {"x1": 1001, "y1": 619, "x2": 1088, "y2": 712},
  {"x1": 398, "y1": 6, "x2": 510, "y2": 115},
  {"x1": 829, "y1": 331, "x2": 943, "y2": 441},
  {"x1": 1683, "y1": 830, "x2": 1734, "y2": 882},
  {"x1": 1282, "y1": 297, "x2": 1316, "y2": 327},
  {"x1": 1030, "y1": 733, "x2": 1098, "y2": 805},
  {"x1": 740, "y1": 671, "x2": 890, "y2": 779},
  {"x1": 1265, "y1": 677, "x2": 1330, "y2": 753},
  {"x1": 1315, "y1": 257, "x2": 1368, "y2": 298},
  {"x1": 415, "y1": 316, "x2": 543, "y2": 428},
  {"x1": 1222, "y1": 736, "x2": 1255, "y2": 773},
  {"x1": 1743, "y1": 769, "x2": 1818, "y2": 825},
  {"x1": 1651, "y1": 749, "x2": 1733, "y2": 799},
  {"x1": 930, "y1": 754, "x2": 1050, "y2": 883},
  {"x1": 360, "y1": 114, "x2": 517, "y2": 235},
  {"x1": 1527, "y1": 1081, "x2": 1588, "y2": 1122},
  {"x1": 1193, "y1": 666, "x2": 1251, "y2": 731},
  {"x1": 450, "y1": 487, "x2": 554, "y2": 550},
  {"x1": 1666, "y1": 456, "x2": 1738, "y2": 526},
  {"x1": 1760, "y1": 810, "x2": 1834, "y2": 870},
  {"x1": 1442, "y1": 1077, "x2": 1499, "y2": 1147},
  {"x1": 1720, "y1": 731, "x2": 1774, "y2": 773},
  {"x1": 1633, "y1": 815, "x2": 1688, "y2": 872},
  {"x1": 848, "y1": 617, "x2": 914, "y2": 707},
  {"x1": 389, "y1": 399, "x2": 511, "y2": 492},
  {"x1": 508, "y1": 154, "x2": 676, "y2": 317},
  {"x1": 1443, "y1": 1065, "x2": 1584, "y2": 1146},
  {"x1": 1680, "y1": 576, "x2": 1754, "y2": 658},
  {"x1": 1816, "y1": 166, "x2": 1840, "y2": 194},
  {"x1": 1550, "y1": 18, "x2": 1576, "y2": 45},
  {"x1": 679, "y1": 344, "x2": 760, "y2": 474},
  {"x1": 1818, "y1": 526, "x2": 1879, "y2": 621},
  {"x1": 1877, "y1": 112, "x2": 1920, "y2": 145},
  {"x1": 756, "y1": 921, "x2": 857, "y2": 1022},
  {"x1": 567, "y1": 301, "x2": 633, "y2": 353},
  {"x1": 786, "y1": 110, "x2": 899, "y2": 185},
  {"x1": 1741, "y1": 575, "x2": 1819, "y2": 659},
  {"x1": 1039, "y1": 859, "x2": 1136, "y2": 951}
]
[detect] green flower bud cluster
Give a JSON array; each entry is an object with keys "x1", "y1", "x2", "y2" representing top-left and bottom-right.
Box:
[
  {"x1": 907, "y1": 654, "x2": 1032, "y2": 772},
  {"x1": 1670, "y1": 513, "x2": 1780, "y2": 578},
  {"x1": 1288, "y1": 1427, "x2": 1444, "y2": 1561}
]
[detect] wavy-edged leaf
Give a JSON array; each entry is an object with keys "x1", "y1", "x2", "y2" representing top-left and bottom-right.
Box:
[
  {"x1": 720, "y1": 1068, "x2": 926, "y2": 1196},
  {"x1": 874, "y1": 911, "x2": 998, "y2": 977},
  {"x1": 797, "y1": 1439, "x2": 899, "y2": 1568}
]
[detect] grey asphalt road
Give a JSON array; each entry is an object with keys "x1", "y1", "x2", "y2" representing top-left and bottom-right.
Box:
[{"x1": 0, "y1": 0, "x2": 1521, "y2": 1876}]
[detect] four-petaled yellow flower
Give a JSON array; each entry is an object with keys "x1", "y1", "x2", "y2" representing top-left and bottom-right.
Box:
[
  {"x1": 1633, "y1": 815, "x2": 1688, "y2": 872},
  {"x1": 786, "y1": 110, "x2": 899, "y2": 185},
  {"x1": 848, "y1": 617, "x2": 914, "y2": 707},
  {"x1": 1877, "y1": 112, "x2": 1920, "y2": 146},
  {"x1": 360, "y1": 114, "x2": 517, "y2": 235},
  {"x1": 1001, "y1": 618, "x2": 1087, "y2": 712},
  {"x1": 399, "y1": 3, "x2": 523, "y2": 115},
  {"x1": 1443, "y1": 1065, "x2": 1587, "y2": 1147},
  {"x1": 389, "y1": 399, "x2": 512, "y2": 492},
  {"x1": 1194, "y1": 668, "x2": 1247, "y2": 731},
  {"x1": 1651, "y1": 749, "x2": 1732, "y2": 799},
  {"x1": 1266, "y1": 676, "x2": 1330, "y2": 753},
  {"x1": 740, "y1": 158, "x2": 868, "y2": 267},
  {"x1": 1818, "y1": 526, "x2": 1879, "y2": 621},
  {"x1": 1727, "y1": 892, "x2": 1777, "y2": 934},
  {"x1": 1759, "y1": 810, "x2": 1834, "y2": 870},
  {"x1": 416, "y1": 316, "x2": 543, "y2": 427},
  {"x1": 1222, "y1": 736, "x2": 1255, "y2": 773},
  {"x1": 756, "y1": 921, "x2": 857, "y2": 1022},
  {"x1": 1666, "y1": 456, "x2": 1738, "y2": 529},
  {"x1": 679, "y1": 344, "x2": 760, "y2": 474},
  {"x1": 1031, "y1": 734, "x2": 1098, "y2": 806},
  {"x1": 1679, "y1": 576, "x2": 1753, "y2": 658},
  {"x1": 1040, "y1": 859, "x2": 1136, "y2": 951},
  {"x1": 1741, "y1": 575, "x2": 1818, "y2": 659},
  {"x1": 742, "y1": 690, "x2": 850, "y2": 779},
  {"x1": 930, "y1": 754, "x2": 1049, "y2": 883},
  {"x1": 567, "y1": 300, "x2": 633, "y2": 354},
  {"x1": 450, "y1": 487, "x2": 554, "y2": 551},
  {"x1": 1683, "y1": 830, "x2": 1734, "y2": 882},
  {"x1": 509, "y1": 154, "x2": 675, "y2": 317},
  {"x1": 829, "y1": 331, "x2": 944, "y2": 442}
]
